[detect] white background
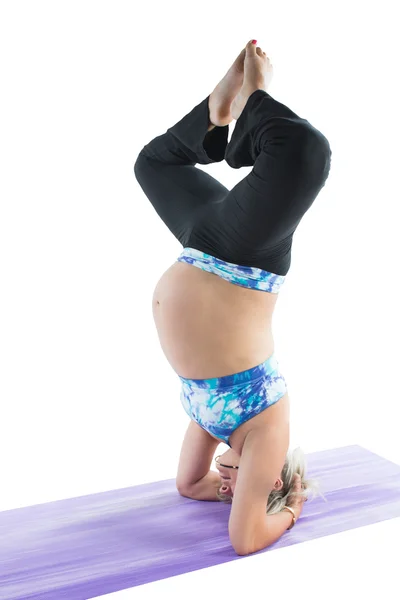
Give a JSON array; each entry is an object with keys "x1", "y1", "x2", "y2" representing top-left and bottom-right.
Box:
[{"x1": 1, "y1": 1, "x2": 399, "y2": 598}]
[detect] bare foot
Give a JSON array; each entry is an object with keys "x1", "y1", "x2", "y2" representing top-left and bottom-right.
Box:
[
  {"x1": 208, "y1": 47, "x2": 246, "y2": 128},
  {"x1": 231, "y1": 40, "x2": 274, "y2": 121}
]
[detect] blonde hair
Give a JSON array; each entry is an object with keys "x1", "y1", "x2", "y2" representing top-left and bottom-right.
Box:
[{"x1": 216, "y1": 446, "x2": 327, "y2": 512}]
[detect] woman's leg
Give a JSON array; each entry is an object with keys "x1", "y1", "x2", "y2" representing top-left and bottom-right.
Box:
[
  {"x1": 133, "y1": 95, "x2": 230, "y2": 247},
  {"x1": 188, "y1": 89, "x2": 332, "y2": 275}
]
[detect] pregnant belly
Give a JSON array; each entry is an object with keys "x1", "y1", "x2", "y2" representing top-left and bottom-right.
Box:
[{"x1": 152, "y1": 262, "x2": 277, "y2": 379}]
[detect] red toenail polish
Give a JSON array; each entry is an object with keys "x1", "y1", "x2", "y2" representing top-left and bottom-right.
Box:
[{"x1": 252, "y1": 40, "x2": 257, "y2": 44}]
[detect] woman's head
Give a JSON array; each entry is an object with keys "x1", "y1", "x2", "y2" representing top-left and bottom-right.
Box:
[
  {"x1": 215, "y1": 447, "x2": 284, "y2": 499},
  {"x1": 214, "y1": 448, "x2": 240, "y2": 498},
  {"x1": 215, "y1": 446, "x2": 324, "y2": 511}
]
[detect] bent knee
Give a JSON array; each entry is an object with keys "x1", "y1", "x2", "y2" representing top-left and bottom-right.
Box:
[{"x1": 297, "y1": 123, "x2": 332, "y2": 182}]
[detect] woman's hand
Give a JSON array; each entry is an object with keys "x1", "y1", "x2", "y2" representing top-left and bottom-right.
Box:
[{"x1": 287, "y1": 473, "x2": 307, "y2": 519}]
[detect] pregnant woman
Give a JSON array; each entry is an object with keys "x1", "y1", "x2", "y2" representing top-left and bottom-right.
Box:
[{"x1": 134, "y1": 39, "x2": 332, "y2": 555}]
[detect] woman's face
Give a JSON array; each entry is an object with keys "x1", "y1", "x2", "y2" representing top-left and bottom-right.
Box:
[
  {"x1": 215, "y1": 447, "x2": 285, "y2": 499},
  {"x1": 215, "y1": 448, "x2": 240, "y2": 497}
]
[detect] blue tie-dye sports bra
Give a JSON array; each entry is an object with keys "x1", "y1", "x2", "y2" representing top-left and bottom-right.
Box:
[{"x1": 176, "y1": 247, "x2": 286, "y2": 293}]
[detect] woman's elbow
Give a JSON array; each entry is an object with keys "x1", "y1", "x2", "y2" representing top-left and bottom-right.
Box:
[
  {"x1": 231, "y1": 540, "x2": 261, "y2": 557},
  {"x1": 231, "y1": 535, "x2": 275, "y2": 556},
  {"x1": 233, "y1": 545, "x2": 250, "y2": 556},
  {"x1": 232, "y1": 543, "x2": 264, "y2": 556}
]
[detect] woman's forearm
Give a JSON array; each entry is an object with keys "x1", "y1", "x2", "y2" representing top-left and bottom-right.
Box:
[
  {"x1": 179, "y1": 470, "x2": 221, "y2": 502},
  {"x1": 248, "y1": 509, "x2": 297, "y2": 555}
]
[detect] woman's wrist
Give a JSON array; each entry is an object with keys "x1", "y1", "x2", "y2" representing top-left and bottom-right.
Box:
[
  {"x1": 282, "y1": 506, "x2": 297, "y2": 529},
  {"x1": 287, "y1": 502, "x2": 304, "y2": 522}
]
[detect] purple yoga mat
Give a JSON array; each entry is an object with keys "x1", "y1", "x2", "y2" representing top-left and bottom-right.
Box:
[{"x1": 1, "y1": 444, "x2": 399, "y2": 599}]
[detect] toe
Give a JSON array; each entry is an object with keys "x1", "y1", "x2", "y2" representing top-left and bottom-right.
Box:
[
  {"x1": 246, "y1": 39, "x2": 257, "y2": 54},
  {"x1": 256, "y1": 46, "x2": 263, "y2": 56}
]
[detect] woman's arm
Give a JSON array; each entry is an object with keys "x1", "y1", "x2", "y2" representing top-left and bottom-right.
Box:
[
  {"x1": 228, "y1": 424, "x2": 291, "y2": 555},
  {"x1": 176, "y1": 421, "x2": 221, "y2": 493},
  {"x1": 178, "y1": 470, "x2": 221, "y2": 501},
  {"x1": 242, "y1": 506, "x2": 300, "y2": 555},
  {"x1": 246, "y1": 472, "x2": 306, "y2": 555}
]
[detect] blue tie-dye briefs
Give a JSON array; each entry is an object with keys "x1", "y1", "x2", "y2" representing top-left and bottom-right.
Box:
[
  {"x1": 175, "y1": 248, "x2": 288, "y2": 445},
  {"x1": 179, "y1": 353, "x2": 287, "y2": 446}
]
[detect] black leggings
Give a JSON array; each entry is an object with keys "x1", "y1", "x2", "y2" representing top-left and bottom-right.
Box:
[{"x1": 133, "y1": 89, "x2": 331, "y2": 276}]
